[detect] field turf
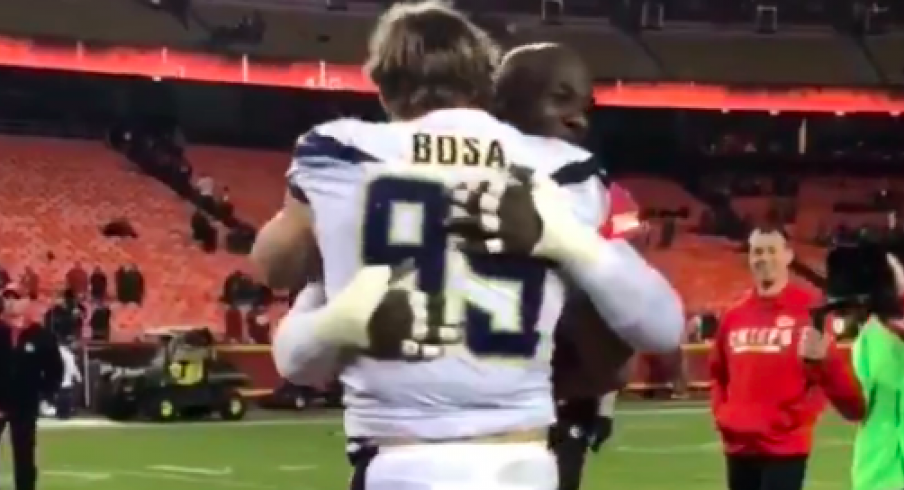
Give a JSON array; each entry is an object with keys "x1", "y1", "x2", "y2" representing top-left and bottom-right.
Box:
[{"x1": 8, "y1": 403, "x2": 853, "y2": 489}]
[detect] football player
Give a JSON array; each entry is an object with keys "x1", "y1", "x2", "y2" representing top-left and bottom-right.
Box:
[
  {"x1": 260, "y1": 3, "x2": 681, "y2": 490},
  {"x1": 492, "y1": 43, "x2": 656, "y2": 490}
]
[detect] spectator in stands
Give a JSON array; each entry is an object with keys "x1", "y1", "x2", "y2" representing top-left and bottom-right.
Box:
[
  {"x1": 224, "y1": 304, "x2": 244, "y2": 343},
  {"x1": 226, "y1": 224, "x2": 256, "y2": 254},
  {"x1": 246, "y1": 305, "x2": 270, "y2": 344},
  {"x1": 44, "y1": 295, "x2": 76, "y2": 341},
  {"x1": 89, "y1": 301, "x2": 111, "y2": 341},
  {"x1": 195, "y1": 174, "x2": 215, "y2": 209},
  {"x1": 122, "y1": 264, "x2": 145, "y2": 305},
  {"x1": 18, "y1": 267, "x2": 38, "y2": 301},
  {"x1": 174, "y1": 159, "x2": 193, "y2": 195},
  {"x1": 114, "y1": 265, "x2": 145, "y2": 305},
  {"x1": 114, "y1": 266, "x2": 127, "y2": 304},
  {"x1": 221, "y1": 271, "x2": 256, "y2": 307},
  {"x1": 217, "y1": 187, "x2": 235, "y2": 225},
  {"x1": 190, "y1": 208, "x2": 217, "y2": 252},
  {"x1": 89, "y1": 267, "x2": 107, "y2": 303},
  {"x1": 64, "y1": 262, "x2": 88, "y2": 299}
]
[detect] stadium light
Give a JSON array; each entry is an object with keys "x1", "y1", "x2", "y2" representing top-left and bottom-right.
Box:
[{"x1": 542, "y1": 0, "x2": 564, "y2": 24}]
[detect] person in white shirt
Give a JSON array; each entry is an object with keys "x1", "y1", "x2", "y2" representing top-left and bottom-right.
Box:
[{"x1": 51, "y1": 344, "x2": 81, "y2": 419}]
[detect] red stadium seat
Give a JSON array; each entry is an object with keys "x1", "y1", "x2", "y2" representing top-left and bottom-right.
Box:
[{"x1": 0, "y1": 136, "x2": 248, "y2": 340}]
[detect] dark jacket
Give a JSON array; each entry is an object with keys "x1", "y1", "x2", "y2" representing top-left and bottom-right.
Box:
[{"x1": 0, "y1": 321, "x2": 64, "y2": 414}]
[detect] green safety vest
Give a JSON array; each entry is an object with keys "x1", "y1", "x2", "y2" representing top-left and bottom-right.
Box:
[{"x1": 852, "y1": 317, "x2": 904, "y2": 490}]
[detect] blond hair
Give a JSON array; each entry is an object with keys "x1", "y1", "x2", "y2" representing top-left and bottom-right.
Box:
[{"x1": 365, "y1": 1, "x2": 500, "y2": 118}]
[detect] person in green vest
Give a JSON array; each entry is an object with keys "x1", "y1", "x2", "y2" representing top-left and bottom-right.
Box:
[
  {"x1": 820, "y1": 244, "x2": 904, "y2": 490},
  {"x1": 849, "y1": 252, "x2": 904, "y2": 490}
]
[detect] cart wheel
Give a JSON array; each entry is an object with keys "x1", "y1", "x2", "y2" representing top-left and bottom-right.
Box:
[
  {"x1": 155, "y1": 399, "x2": 178, "y2": 422},
  {"x1": 219, "y1": 391, "x2": 247, "y2": 421}
]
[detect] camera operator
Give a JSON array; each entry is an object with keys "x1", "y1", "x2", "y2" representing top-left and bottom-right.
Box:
[
  {"x1": 710, "y1": 227, "x2": 864, "y2": 490},
  {"x1": 0, "y1": 283, "x2": 64, "y2": 490},
  {"x1": 827, "y1": 243, "x2": 904, "y2": 490}
]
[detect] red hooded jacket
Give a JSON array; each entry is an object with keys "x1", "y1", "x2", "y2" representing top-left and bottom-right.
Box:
[{"x1": 710, "y1": 283, "x2": 865, "y2": 455}]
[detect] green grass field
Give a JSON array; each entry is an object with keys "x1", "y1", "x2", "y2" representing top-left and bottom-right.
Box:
[{"x1": 9, "y1": 403, "x2": 854, "y2": 490}]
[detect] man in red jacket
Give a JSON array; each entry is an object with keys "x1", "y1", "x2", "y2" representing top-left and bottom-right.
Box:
[{"x1": 710, "y1": 227, "x2": 864, "y2": 490}]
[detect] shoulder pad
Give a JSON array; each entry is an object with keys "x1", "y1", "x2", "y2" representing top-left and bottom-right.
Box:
[
  {"x1": 519, "y1": 136, "x2": 602, "y2": 186},
  {"x1": 293, "y1": 119, "x2": 380, "y2": 168}
]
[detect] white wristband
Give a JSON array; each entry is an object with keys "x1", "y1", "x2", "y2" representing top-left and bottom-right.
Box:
[{"x1": 598, "y1": 391, "x2": 618, "y2": 417}]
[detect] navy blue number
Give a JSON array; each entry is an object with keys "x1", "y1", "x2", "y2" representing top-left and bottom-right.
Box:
[{"x1": 362, "y1": 177, "x2": 547, "y2": 358}]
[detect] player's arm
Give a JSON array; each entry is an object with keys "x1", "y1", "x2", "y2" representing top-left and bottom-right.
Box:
[
  {"x1": 250, "y1": 190, "x2": 316, "y2": 291},
  {"x1": 271, "y1": 282, "x2": 354, "y2": 387},
  {"x1": 554, "y1": 170, "x2": 684, "y2": 353},
  {"x1": 271, "y1": 267, "x2": 395, "y2": 383},
  {"x1": 451, "y1": 165, "x2": 683, "y2": 352},
  {"x1": 562, "y1": 234, "x2": 684, "y2": 352}
]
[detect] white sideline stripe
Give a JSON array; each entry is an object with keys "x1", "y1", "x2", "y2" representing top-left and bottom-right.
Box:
[
  {"x1": 44, "y1": 470, "x2": 111, "y2": 481},
  {"x1": 119, "y1": 470, "x2": 276, "y2": 489},
  {"x1": 37, "y1": 405, "x2": 711, "y2": 431},
  {"x1": 278, "y1": 465, "x2": 317, "y2": 471},
  {"x1": 148, "y1": 465, "x2": 232, "y2": 476}
]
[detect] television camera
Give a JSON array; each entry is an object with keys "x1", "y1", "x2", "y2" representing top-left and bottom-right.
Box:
[{"x1": 814, "y1": 234, "x2": 904, "y2": 335}]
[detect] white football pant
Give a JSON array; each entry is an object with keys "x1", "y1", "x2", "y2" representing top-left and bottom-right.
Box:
[{"x1": 363, "y1": 442, "x2": 557, "y2": 490}]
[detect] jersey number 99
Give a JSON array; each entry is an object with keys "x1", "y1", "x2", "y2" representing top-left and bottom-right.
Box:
[{"x1": 362, "y1": 176, "x2": 548, "y2": 359}]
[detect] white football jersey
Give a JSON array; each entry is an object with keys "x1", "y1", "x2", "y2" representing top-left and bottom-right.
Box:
[{"x1": 288, "y1": 108, "x2": 605, "y2": 439}]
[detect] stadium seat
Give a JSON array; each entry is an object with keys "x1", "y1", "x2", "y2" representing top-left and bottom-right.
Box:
[
  {"x1": 644, "y1": 234, "x2": 750, "y2": 313},
  {"x1": 0, "y1": 136, "x2": 246, "y2": 340}
]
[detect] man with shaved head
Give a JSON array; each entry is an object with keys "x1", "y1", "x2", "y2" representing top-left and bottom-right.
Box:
[{"x1": 492, "y1": 43, "x2": 658, "y2": 490}]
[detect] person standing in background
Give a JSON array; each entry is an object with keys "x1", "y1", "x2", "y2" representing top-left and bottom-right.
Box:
[
  {"x1": 64, "y1": 262, "x2": 87, "y2": 299},
  {"x1": 710, "y1": 227, "x2": 864, "y2": 490},
  {"x1": 55, "y1": 342, "x2": 81, "y2": 419},
  {"x1": 88, "y1": 266, "x2": 107, "y2": 303},
  {"x1": 0, "y1": 283, "x2": 64, "y2": 490},
  {"x1": 18, "y1": 267, "x2": 38, "y2": 301}
]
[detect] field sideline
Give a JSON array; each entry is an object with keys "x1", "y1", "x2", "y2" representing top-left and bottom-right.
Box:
[{"x1": 11, "y1": 403, "x2": 853, "y2": 490}]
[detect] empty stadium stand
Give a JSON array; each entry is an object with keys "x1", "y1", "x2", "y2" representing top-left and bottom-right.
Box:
[
  {"x1": 0, "y1": 136, "x2": 249, "y2": 340},
  {"x1": 645, "y1": 234, "x2": 751, "y2": 313},
  {"x1": 619, "y1": 175, "x2": 705, "y2": 224}
]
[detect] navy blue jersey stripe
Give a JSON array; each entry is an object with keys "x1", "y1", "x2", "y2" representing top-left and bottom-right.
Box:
[
  {"x1": 287, "y1": 183, "x2": 309, "y2": 203},
  {"x1": 294, "y1": 132, "x2": 380, "y2": 166},
  {"x1": 550, "y1": 157, "x2": 606, "y2": 187}
]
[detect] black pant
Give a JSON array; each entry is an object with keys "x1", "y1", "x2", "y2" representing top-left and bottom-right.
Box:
[
  {"x1": 0, "y1": 413, "x2": 38, "y2": 490},
  {"x1": 549, "y1": 423, "x2": 590, "y2": 490},
  {"x1": 726, "y1": 453, "x2": 808, "y2": 490},
  {"x1": 549, "y1": 398, "x2": 599, "y2": 490},
  {"x1": 346, "y1": 438, "x2": 379, "y2": 490},
  {"x1": 56, "y1": 387, "x2": 74, "y2": 419}
]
